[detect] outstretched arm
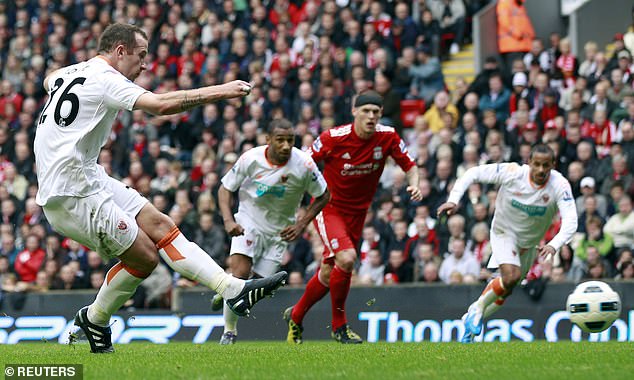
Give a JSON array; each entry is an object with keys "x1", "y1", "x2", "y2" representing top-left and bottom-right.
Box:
[
  {"x1": 134, "y1": 80, "x2": 252, "y2": 115},
  {"x1": 279, "y1": 189, "x2": 331, "y2": 241},
  {"x1": 438, "y1": 163, "x2": 518, "y2": 217}
]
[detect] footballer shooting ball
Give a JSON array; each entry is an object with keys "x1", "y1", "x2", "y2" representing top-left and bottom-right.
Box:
[{"x1": 566, "y1": 281, "x2": 621, "y2": 333}]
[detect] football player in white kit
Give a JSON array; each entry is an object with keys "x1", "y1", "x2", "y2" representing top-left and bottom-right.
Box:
[
  {"x1": 214, "y1": 119, "x2": 330, "y2": 344},
  {"x1": 437, "y1": 144, "x2": 578, "y2": 343},
  {"x1": 33, "y1": 23, "x2": 287, "y2": 353}
]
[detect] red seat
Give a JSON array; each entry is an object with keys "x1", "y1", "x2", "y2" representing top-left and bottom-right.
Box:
[{"x1": 400, "y1": 99, "x2": 426, "y2": 127}]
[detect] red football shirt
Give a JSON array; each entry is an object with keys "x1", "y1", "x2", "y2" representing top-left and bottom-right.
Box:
[{"x1": 309, "y1": 123, "x2": 415, "y2": 213}]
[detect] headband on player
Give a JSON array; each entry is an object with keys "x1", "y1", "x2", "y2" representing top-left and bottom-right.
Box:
[{"x1": 354, "y1": 92, "x2": 383, "y2": 108}]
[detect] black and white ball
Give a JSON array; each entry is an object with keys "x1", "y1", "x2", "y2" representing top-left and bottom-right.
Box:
[{"x1": 566, "y1": 281, "x2": 621, "y2": 333}]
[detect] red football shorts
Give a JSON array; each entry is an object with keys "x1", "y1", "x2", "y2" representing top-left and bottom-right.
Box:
[{"x1": 312, "y1": 203, "x2": 366, "y2": 262}]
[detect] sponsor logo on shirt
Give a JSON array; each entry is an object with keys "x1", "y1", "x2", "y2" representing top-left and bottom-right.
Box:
[
  {"x1": 254, "y1": 181, "x2": 286, "y2": 198},
  {"x1": 341, "y1": 162, "x2": 380, "y2": 176},
  {"x1": 511, "y1": 199, "x2": 547, "y2": 216},
  {"x1": 342, "y1": 152, "x2": 351, "y2": 159}
]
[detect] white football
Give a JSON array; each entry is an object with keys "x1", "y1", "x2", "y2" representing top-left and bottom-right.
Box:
[{"x1": 566, "y1": 281, "x2": 621, "y2": 333}]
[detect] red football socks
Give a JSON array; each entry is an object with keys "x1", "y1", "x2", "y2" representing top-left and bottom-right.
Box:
[
  {"x1": 291, "y1": 269, "x2": 329, "y2": 324},
  {"x1": 329, "y1": 265, "x2": 352, "y2": 331}
]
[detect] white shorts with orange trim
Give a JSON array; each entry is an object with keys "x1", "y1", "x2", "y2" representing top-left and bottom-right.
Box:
[
  {"x1": 229, "y1": 229, "x2": 287, "y2": 277},
  {"x1": 488, "y1": 229, "x2": 537, "y2": 278},
  {"x1": 43, "y1": 177, "x2": 147, "y2": 260}
]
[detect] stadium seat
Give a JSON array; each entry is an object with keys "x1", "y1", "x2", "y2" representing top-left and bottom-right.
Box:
[{"x1": 400, "y1": 99, "x2": 426, "y2": 127}]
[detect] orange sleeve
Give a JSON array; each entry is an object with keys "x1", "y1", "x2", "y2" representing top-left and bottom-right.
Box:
[{"x1": 496, "y1": 1, "x2": 512, "y2": 36}]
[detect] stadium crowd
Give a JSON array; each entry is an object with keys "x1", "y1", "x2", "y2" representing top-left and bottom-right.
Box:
[{"x1": 1, "y1": 0, "x2": 634, "y2": 310}]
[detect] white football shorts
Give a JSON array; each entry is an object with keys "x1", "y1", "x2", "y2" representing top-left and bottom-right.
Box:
[
  {"x1": 43, "y1": 177, "x2": 148, "y2": 260},
  {"x1": 229, "y1": 228, "x2": 287, "y2": 277},
  {"x1": 488, "y1": 228, "x2": 537, "y2": 278}
]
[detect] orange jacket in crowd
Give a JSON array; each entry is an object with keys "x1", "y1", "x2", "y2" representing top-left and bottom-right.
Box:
[{"x1": 497, "y1": 0, "x2": 535, "y2": 54}]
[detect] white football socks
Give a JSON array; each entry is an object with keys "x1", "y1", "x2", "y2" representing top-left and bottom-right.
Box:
[
  {"x1": 157, "y1": 227, "x2": 244, "y2": 299},
  {"x1": 87, "y1": 262, "x2": 147, "y2": 327},
  {"x1": 223, "y1": 301, "x2": 239, "y2": 334},
  {"x1": 476, "y1": 277, "x2": 506, "y2": 310}
]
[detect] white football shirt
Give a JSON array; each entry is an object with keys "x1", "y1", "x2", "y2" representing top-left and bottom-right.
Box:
[
  {"x1": 221, "y1": 146, "x2": 327, "y2": 235},
  {"x1": 34, "y1": 56, "x2": 147, "y2": 206},
  {"x1": 447, "y1": 163, "x2": 578, "y2": 250}
]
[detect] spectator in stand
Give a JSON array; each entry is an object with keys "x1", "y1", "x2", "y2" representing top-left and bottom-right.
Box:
[
  {"x1": 386, "y1": 220, "x2": 410, "y2": 255},
  {"x1": 404, "y1": 217, "x2": 440, "y2": 260},
  {"x1": 577, "y1": 216, "x2": 614, "y2": 264},
  {"x1": 13, "y1": 234, "x2": 45, "y2": 283},
  {"x1": 413, "y1": 243, "x2": 442, "y2": 281},
  {"x1": 416, "y1": 9, "x2": 441, "y2": 57},
  {"x1": 438, "y1": 238, "x2": 479, "y2": 284},
  {"x1": 466, "y1": 222, "x2": 492, "y2": 271},
  {"x1": 469, "y1": 56, "x2": 505, "y2": 97},
  {"x1": 420, "y1": 262, "x2": 441, "y2": 283},
  {"x1": 576, "y1": 141, "x2": 602, "y2": 180},
  {"x1": 577, "y1": 194, "x2": 605, "y2": 234},
  {"x1": 582, "y1": 109, "x2": 618, "y2": 157},
  {"x1": 357, "y1": 248, "x2": 385, "y2": 286},
  {"x1": 384, "y1": 249, "x2": 413, "y2": 283},
  {"x1": 479, "y1": 73, "x2": 511, "y2": 122},
  {"x1": 584, "y1": 81, "x2": 617, "y2": 121},
  {"x1": 0, "y1": 234, "x2": 19, "y2": 267},
  {"x1": 523, "y1": 38, "x2": 551, "y2": 73},
  {"x1": 607, "y1": 33, "x2": 631, "y2": 72},
  {"x1": 192, "y1": 210, "x2": 227, "y2": 268},
  {"x1": 392, "y1": 3, "x2": 419, "y2": 49},
  {"x1": 374, "y1": 72, "x2": 401, "y2": 130},
  {"x1": 560, "y1": 77, "x2": 591, "y2": 112},
  {"x1": 579, "y1": 41, "x2": 599, "y2": 78},
  {"x1": 51, "y1": 264, "x2": 85, "y2": 290},
  {"x1": 604, "y1": 196, "x2": 634, "y2": 250},
  {"x1": 424, "y1": 91, "x2": 458, "y2": 133},
  {"x1": 600, "y1": 155, "x2": 632, "y2": 195},
  {"x1": 615, "y1": 260, "x2": 634, "y2": 281},
  {"x1": 429, "y1": 0, "x2": 466, "y2": 56},
  {"x1": 496, "y1": 0, "x2": 535, "y2": 74},
  {"x1": 554, "y1": 37, "x2": 578, "y2": 89},
  {"x1": 509, "y1": 72, "x2": 529, "y2": 115},
  {"x1": 607, "y1": 68, "x2": 628, "y2": 104},
  {"x1": 409, "y1": 44, "x2": 444, "y2": 105}
]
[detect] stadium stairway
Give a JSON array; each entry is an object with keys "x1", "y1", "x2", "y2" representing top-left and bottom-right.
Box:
[{"x1": 442, "y1": 44, "x2": 475, "y2": 92}]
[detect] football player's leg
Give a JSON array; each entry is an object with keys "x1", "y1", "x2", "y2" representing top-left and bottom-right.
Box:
[
  {"x1": 330, "y1": 248, "x2": 355, "y2": 332},
  {"x1": 222, "y1": 251, "x2": 253, "y2": 337},
  {"x1": 88, "y1": 231, "x2": 157, "y2": 326},
  {"x1": 289, "y1": 211, "x2": 338, "y2": 325},
  {"x1": 464, "y1": 232, "x2": 517, "y2": 336},
  {"x1": 135, "y1": 204, "x2": 245, "y2": 299},
  {"x1": 43, "y1": 193, "x2": 154, "y2": 329},
  {"x1": 56, "y1": 195, "x2": 155, "y2": 353},
  {"x1": 329, "y1": 211, "x2": 365, "y2": 334}
]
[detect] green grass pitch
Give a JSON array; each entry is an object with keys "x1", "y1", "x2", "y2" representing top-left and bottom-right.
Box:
[{"x1": 1, "y1": 341, "x2": 633, "y2": 380}]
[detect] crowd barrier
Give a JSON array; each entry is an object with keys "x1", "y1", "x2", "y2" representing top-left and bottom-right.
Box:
[{"x1": 1, "y1": 282, "x2": 633, "y2": 343}]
